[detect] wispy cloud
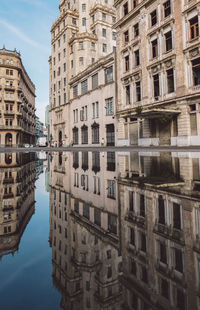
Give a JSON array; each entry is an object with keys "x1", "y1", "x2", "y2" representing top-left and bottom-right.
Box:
[{"x1": 0, "y1": 18, "x2": 49, "y2": 53}]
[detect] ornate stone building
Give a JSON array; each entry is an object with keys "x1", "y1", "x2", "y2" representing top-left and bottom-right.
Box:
[
  {"x1": 0, "y1": 152, "x2": 36, "y2": 258},
  {"x1": 0, "y1": 47, "x2": 36, "y2": 146},
  {"x1": 49, "y1": 0, "x2": 117, "y2": 146},
  {"x1": 114, "y1": 0, "x2": 200, "y2": 146}
]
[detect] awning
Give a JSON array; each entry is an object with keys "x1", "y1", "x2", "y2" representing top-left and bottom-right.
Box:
[{"x1": 120, "y1": 108, "x2": 181, "y2": 119}]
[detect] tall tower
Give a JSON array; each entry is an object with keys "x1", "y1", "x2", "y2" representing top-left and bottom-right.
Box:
[{"x1": 49, "y1": 0, "x2": 116, "y2": 147}]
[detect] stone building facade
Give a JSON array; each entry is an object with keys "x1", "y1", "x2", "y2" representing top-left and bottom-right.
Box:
[
  {"x1": 114, "y1": 0, "x2": 200, "y2": 146},
  {"x1": 0, "y1": 47, "x2": 36, "y2": 146},
  {"x1": 0, "y1": 152, "x2": 36, "y2": 258},
  {"x1": 49, "y1": 151, "x2": 122, "y2": 309},
  {"x1": 118, "y1": 151, "x2": 200, "y2": 309},
  {"x1": 49, "y1": 0, "x2": 116, "y2": 147}
]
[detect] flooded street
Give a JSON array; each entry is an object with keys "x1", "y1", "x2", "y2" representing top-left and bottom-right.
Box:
[{"x1": 0, "y1": 151, "x2": 200, "y2": 310}]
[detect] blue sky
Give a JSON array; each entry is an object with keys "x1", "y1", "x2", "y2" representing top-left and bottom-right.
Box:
[{"x1": 0, "y1": 0, "x2": 59, "y2": 123}]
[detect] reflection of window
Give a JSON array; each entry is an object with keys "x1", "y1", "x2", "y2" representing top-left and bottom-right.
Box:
[
  {"x1": 107, "y1": 180, "x2": 116, "y2": 199},
  {"x1": 73, "y1": 127, "x2": 78, "y2": 144},
  {"x1": 81, "y1": 125, "x2": 88, "y2": 144},
  {"x1": 107, "y1": 152, "x2": 115, "y2": 171},
  {"x1": 92, "y1": 152, "x2": 100, "y2": 173},
  {"x1": 92, "y1": 123, "x2": 99, "y2": 144}
]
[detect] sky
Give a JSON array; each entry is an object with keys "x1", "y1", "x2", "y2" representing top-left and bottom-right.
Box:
[{"x1": 0, "y1": 0, "x2": 60, "y2": 123}]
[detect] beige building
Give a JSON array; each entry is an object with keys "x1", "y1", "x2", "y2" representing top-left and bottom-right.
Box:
[
  {"x1": 118, "y1": 151, "x2": 200, "y2": 309},
  {"x1": 114, "y1": 0, "x2": 200, "y2": 146},
  {"x1": 0, "y1": 47, "x2": 36, "y2": 146},
  {"x1": 49, "y1": 0, "x2": 117, "y2": 147},
  {"x1": 0, "y1": 152, "x2": 36, "y2": 258},
  {"x1": 49, "y1": 151, "x2": 123, "y2": 309}
]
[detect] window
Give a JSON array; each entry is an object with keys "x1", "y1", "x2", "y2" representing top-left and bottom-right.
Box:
[
  {"x1": 133, "y1": 0, "x2": 138, "y2": 9},
  {"x1": 72, "y1": 18, "x2": 76, "y2": 26},
  {"x1": 124, "y1": 30, "x2": 129, "y2": 43},
  {"x1": 73, "y1": 152, "x2": 79, "y2": 169},
  {"x1": 174, "y1": 248, "x2": 183, "y2": 273},
  {"x1": 135, "y1": 50, "x2": 140, "y2": 66},
  {"x1": 125, "y1": 85, "x2": 130, "y2": 105},
  {"x1": 73, "y1": 85, "x2": 78, "y2": 98},
  {"x1": 112, "y1": 32, "x2": 116, "y2": 40},
  {"x1": 79, "y1": 41, "x2": 84, "y2": 50},
  {"x1": 79, "y1": 57, "x2": 84, "y2": 66},
  {"x1": 82, "y1": 151, "x2": 88, "y2": 170},
  {"x1": 102, "y1": 43, "x2": 107, "y2": 52},
  {"x1": 160, "y1": 242, "x2": 167, "y2": 264},
  {"x1": 83, "y1": 203, "x2": 90, "y2": 219},
  {"x1": 161, "y1": 278, "x2": 169, "y2": 299},
  {"x1": 167, "y1": 68, "x2": 174, "y2": 93},
  {"x1": 102, "y1": 13, "x2": 106, "y2": 22},
  {"x1": 136, "y1": 81, "x2": 141, "y2": 102},
  {"x1": 134, "y1": 23, "x2": 139, "y2": 37},
  {"x1": 92, "y1": 73, "x2": 98, "y2": 89},
  {"x1": 173, "y1": 203, "x2": 181, "y2": 230},
  {"x1": 153, "y1": 74, "x2": 160, "y2": 99},
  {"x1": 94, "y1": 208, "x2": 101, "y2": 226},
  {"x1": 140, "y1": 194, "x2": 145, "y2": 217},
  {"x1": 107, "y1": 180, "x2": 116, "y2": 199},
  {"x1": 140, "y1": 232, "x2": 146, "y2": 252},
  {"x1": 152, "y1": 39, "x2": 158, "y2": 58},
  {"x1": 73, "y1": 127, "x2": 78, "y2": 144},
  {"x1": 130, "y1": 228, "x2": 135, "y2": 245},
  {"x1": 165, "y1": 31, "x2": 172, "y2": 51},
  {"x1": 190, "y1": 16, "x2": 199, "y2": 40},
  {"x1": 105, "y1": 97, "x2": 113, "y2": 115},
  {"x1": 82, "y1": 3, "x2": 86, "y2": 12},
  {"x1": 158, "y1": 195, "x2": 165, "y2": 224},
  {"x1": 129, "y1": 192, "x2": 134, "y2": 211},
  {"x1": 92, "y1": 123, "x2": 99, "y2": 144},
  {"x1": 123, "y1": 2, "x2": 128, "y2": 16},
  {"x1": 151, "y1": 10, "x2": 157, "y2": 26},
  {"x1": 92, "y1": 102, "x2": 99, "y2": 118},
  {"x1": 107, "y1": 266, "x2": 112, "y2": 278},
  {"x1": 190, "y1": 105, "x2": 198, "y2": 136},
  {"x1": 192, "y1": 58, "x2": 200, "y2": 86},
  {"x1": 108, "y1": 213, "x2": 117, "y2": 234},
  {"x1": 81, "y1": 175, "x2": 89, "y2": 190},
  {"x1": 92, "y1": 152, "x2": 100, "y2": 173},
  {"x1": 102, "y1": 28, "x2": 106, "y2": 37},
  {"x1": 82, "y1": 18, "x2": 86, "y2": 26},
  {"x1": 81, "y1": 79, "x2": 88, "y2": 94},
  {"x1": 106, "y1": 124, "x2": 115, "y2": 146},
  {"x1": 81, "y1": 125, "x2": 88, "y2": 144},
  {"x1": 163, "y1": 0, "x2": 171, "y2": 18},
  {"x1": 105, "y1": 66, "x2": 113, "y2": 83},
  {"x1": 125, "y1": 55, "x2": 129, "y2": 71},
  {"x1": 107, "y1": 152, "x2": 115, "y2": 171}
]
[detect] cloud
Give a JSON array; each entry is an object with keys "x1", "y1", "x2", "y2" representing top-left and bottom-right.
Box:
[{"x1": 0, "y1": 18, "x2": 49, "y2": 53}]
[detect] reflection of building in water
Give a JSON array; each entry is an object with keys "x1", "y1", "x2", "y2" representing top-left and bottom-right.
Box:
[
  {"x1": 118, "y1": 152, "x2": 200, "y2": 310},
  {"x1": 0, "y1": 152, "x2": 36, "y2": 258},
  {"x1": 49, "y1": 151, "x2": 122, "y2": 309}
]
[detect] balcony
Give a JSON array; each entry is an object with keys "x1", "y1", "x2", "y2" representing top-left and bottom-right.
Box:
[
  {"x1": 125, "y1": 211, "x2": 146, "y2": 228},
  {"x1": 154, "y1": 221, "x2": 185, "y2": 244}
]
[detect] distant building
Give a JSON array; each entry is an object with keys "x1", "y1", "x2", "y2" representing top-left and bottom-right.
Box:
[
  {"x1": 0, "y1": 47, "x2": 36, "y2": 146},
  {"x1": 114, "y1": 0, "x2": 200, "y2": 146},
  {"x1": 35, "y1": 116, "x2": 44, "y2": 143},
  {"x1": 45, "y1": 105, "x2": 50, "y2": 143}
]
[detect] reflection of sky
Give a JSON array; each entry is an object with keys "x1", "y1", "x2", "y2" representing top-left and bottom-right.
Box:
[
  {"x1": 0, "y1": 169, "x2": 60, "y2": 310},
  {"x1": 0, "y1": 0, "x2": 59, "y2": 123}
]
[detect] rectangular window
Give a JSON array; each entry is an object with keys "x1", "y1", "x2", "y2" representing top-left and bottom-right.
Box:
[
  {"x1": 134, "y1": 23, "x2": 139, "y2": 37},
  {"x1": 158, "y1": 195, "x2": 165, "y2": 224},
  {"x1": 126, "y1": 85, "x2": 130, "y2": 105},
  {"x1": 192, "y1": 58, "x2": 200, "y2": 86},
  {"x1": 153, "y1": 74, "x2": 160, "y2": 99},
  {"x1": 102, "y1": 43, "x2": 107, "y2": 53},
  {"x1": 190, "y1": 16, "x2": 199, "y2": 40},
  {"x1": 92, "y1": 73, "x2": 98, "y2": 89},
  {"x1": 81, "y1": 79, "x2": 88, "y2": 94},
  {"x1": 167, "y1": 68, "x2": 174, "y2": 93},
  {"x1": 130, "y1": 228, "x2": 135, "y2": 245},
  {"x1": 165, "y1": 31, "x2": 172, "y2": 51},
  {"x1": 163, "y1": 0, "x2": 171, "y2": 18},
  {"x1": 160, "y1": 242, "x2": 167, "y2": 264},
  {"x1": 173, "y1": 203, "x2": 181, "y2": 230},
  {"x1": 151, "y1": 10, "x2": 157, "y2": 26},
  {"x1": 105, "y1": 66, "x2": 113, "y2": 83},
  {"x1": 92, "y1": 152, "x2": 100, "y2": 173},
  {"x1": 94, "y1": 208, "x2": 101, "y2": 226},
  {"x1": 133, "y1": 0, "x2": 138, "y2": 9},
  {"x1": 124, "y1": 30, "x2": 129, "y2": 43},
  {"x1": 135, "y1": 50, "x2": 140, "y2": 66},
  {"x1": 107, "y1": 180, "x2": 116, "y2": 199},
  {"x1": 92, "y1": 124, "x2": 99, "y2": 144},
  {"x1": 83, "y1": 203, "x2": 90, "y2": 219},
  {"x1": 108, "y1": 213, "x2": 117, "y2": 234},
  {"x1": 136, "y1": 81, "x2": 141, "y2": 102},
  {"x1": 152, "y1": 39, "x2": 158, "y2": 58},
  {"x1": 73, "y1": 85, "x2": 78, "y2": 98},
  {"x1": 102, "y1": 28, "x2": 106, "y2": 37},
  {"x1": 174, "y1": 248, "x2": 183, "y2": 273},
  {"x1": 107, "y1": 152, "x2": 115, "y2": 171},
  {"x1": 105, "y1": 97, "x2": 113, "y2": 115},
  {"x1": 125, "y1": 55, "x2": 129, "y2": 71},
  {"x1": 123, "y1": 2, "x2": 128, "y2": 16}
]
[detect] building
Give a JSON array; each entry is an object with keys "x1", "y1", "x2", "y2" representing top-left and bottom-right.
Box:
[
  {"x1": 45, "y1": 105, "x2": 50, "y2": 143},
  {"x1": 49, "y1": 151, "x2": 123, "y2": 309},
  {"x1": 0, "y1": 152, "x2": 36, "y2": 258},
  {"x1": 114, "y1": 0, "x2": 200, "y2": 146},
  {"x1": 49, "y1": 0, "x2": 117, "y2": 147},
  {"x1": 118, "y1": 151, "x2": 200, "y2": 309},
  {"x1": 35, "y1": 116, "x2": 44, "y2": 143},
  {"x1": 0, "y1": 47, "x2": 36, "y2": 146}
]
